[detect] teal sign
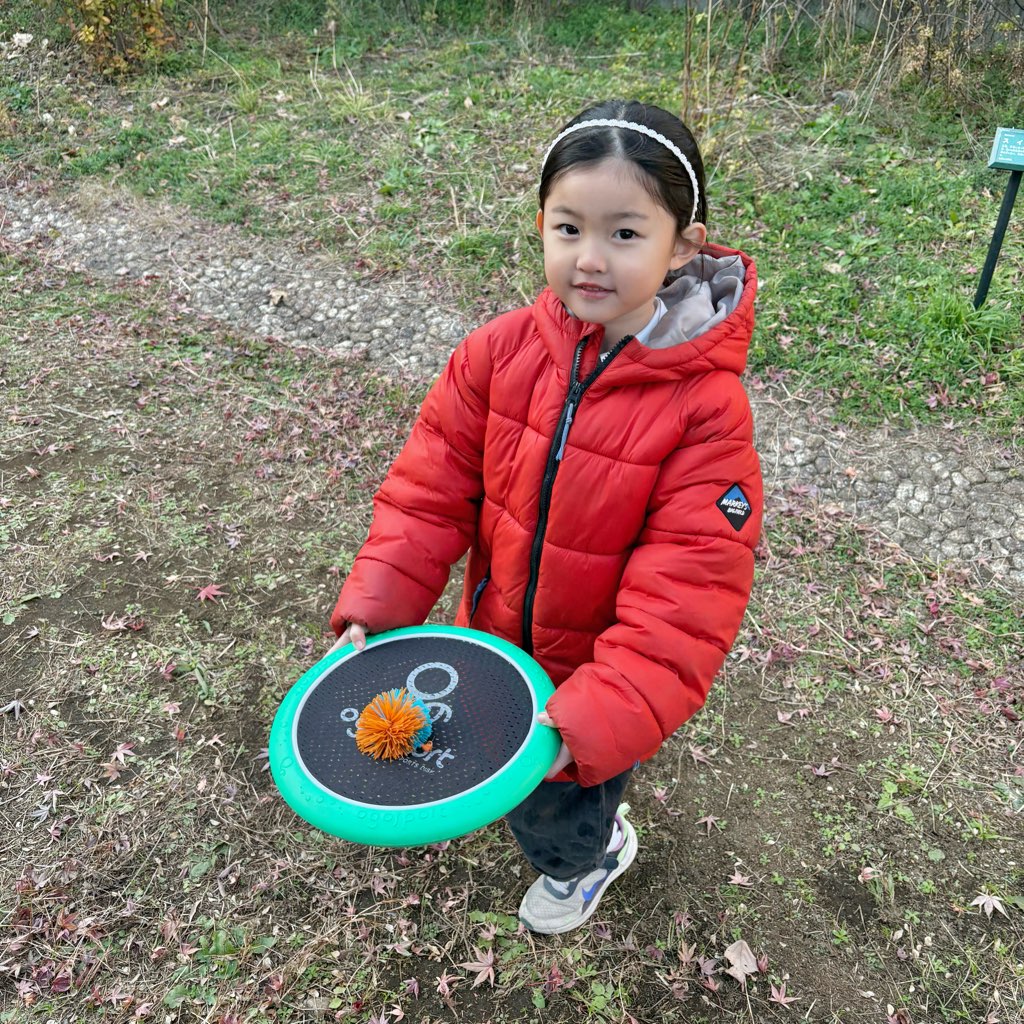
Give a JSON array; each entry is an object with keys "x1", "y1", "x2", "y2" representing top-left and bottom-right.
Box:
[
  {"x1": 975, "y1": 127, "x2": 1022, "y2": 308},
  {"x1": 989, "y1": 127, "x2": 1024, "y2": 172}
]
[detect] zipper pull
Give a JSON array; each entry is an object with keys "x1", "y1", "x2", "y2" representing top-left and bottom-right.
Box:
[{"x1": 555, "y1": 402, "x2": 576, "y2": 462}]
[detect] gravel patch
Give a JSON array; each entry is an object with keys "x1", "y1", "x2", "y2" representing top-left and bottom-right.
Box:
[{"x1": 2, "y1": 176, "x2": 1021, "y2": 588}]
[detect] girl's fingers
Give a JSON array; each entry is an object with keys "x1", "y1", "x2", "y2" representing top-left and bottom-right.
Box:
[
  {"x1": 544, "y1": 741, "x2": 574, "y2": 780},
  {"x1": 537, "y1": 714, "x2": 572, "y2": 779},
  {"x1": 329, "y1": 622, "x2": 368, "y2": 654}
]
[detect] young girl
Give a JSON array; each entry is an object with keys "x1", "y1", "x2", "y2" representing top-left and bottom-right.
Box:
[{"x1": 330, "y1": 100, "x2": 762, "y2": 935}]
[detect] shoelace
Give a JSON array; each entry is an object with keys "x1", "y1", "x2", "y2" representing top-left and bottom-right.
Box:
[{"x1": 607, "y1": 819, "x2": 624, "y2": 852}]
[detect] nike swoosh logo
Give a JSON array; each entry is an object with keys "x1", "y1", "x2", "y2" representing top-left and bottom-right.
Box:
[{"x1": 581, "y1": 881, "x2": 602, "y2": 902}]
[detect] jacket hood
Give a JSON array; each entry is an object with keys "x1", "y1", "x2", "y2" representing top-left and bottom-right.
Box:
[{"x1": 533, "y1": 242, "x2": 756, "y2": 388}]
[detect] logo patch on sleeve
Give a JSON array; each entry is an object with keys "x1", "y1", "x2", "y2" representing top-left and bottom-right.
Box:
[{"x1": 716, "y1": 484, "x2": 752, "y2": 531}]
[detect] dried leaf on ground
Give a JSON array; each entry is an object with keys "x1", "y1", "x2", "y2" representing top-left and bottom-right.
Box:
[
  {"x1": 970, "y1": 892, "x2": 1008, "y2": 918},
  {"x1": 1, "y1": 699, "x2": 27, "y2": 720},
  {"x1": 770, "y1": 982, "x2": 799, "y2": 1006},
  {"x1": 723, "y1": 939, "x2": 759, "y2": 986},
  {"x1": 458, "y1": 947, "x2": 495, "y2": 988}
]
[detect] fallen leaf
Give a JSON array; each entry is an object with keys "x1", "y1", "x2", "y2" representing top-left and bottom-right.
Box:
[
  {"x1": 808, "y1": 759, "x2": 838, "y2": 777},
  {"x1": 110, "y1": 742, "x2": 136, "y2": 764},
  {"x1": 695, "y1": 814, "x2": 721, "y2": 835},
  {"x1": 196, "y1": 584, "x2": 227, "y2": 602},
  {"x1": 544, "y1": 962, "x2": 565, "y2": 995},
  {"x1": 723, "y1": 939, "x2": 758, "y2": 986},
  {"x1": 1, "y1": 699, "x2": 27, "y2": 720},
  {"x1": 436, "y1": 971, "x2": 458, "y2": 995},
  {"x1": 458, "y1": 946, "x2": 495, "y2": 988},
  {"x1": 970, "y1": 892, "x2": 1008, "y2": 918},
  {"x1": 689, "y1": 744, "x2": 711, "y2": 765},
  {"x1": 770, "y1": 982, "x2": 799, "y2": 1006}
]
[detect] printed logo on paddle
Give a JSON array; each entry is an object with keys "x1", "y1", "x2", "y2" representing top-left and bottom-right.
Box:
[{"x1": 340, "y1": 661, "x2": 459, "y2": 774}]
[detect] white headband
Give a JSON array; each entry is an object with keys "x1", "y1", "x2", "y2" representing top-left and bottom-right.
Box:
[{"x1": 541, "y1": 118, "x2": 701, "y2": 225}]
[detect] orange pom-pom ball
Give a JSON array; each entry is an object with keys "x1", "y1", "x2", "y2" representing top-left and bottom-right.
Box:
[{"x1": 355, "y1": 688, "x2": 433, "y2": 760}]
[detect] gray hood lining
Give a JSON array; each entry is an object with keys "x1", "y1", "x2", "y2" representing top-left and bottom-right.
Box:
[{"x1": 644, "y1": 252, "x2": 746, "y2": 350}]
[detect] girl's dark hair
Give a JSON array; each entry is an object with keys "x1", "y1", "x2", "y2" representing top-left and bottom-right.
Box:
[{"x1": 539, "y1": 100, "x2": 707, "y2": 229}]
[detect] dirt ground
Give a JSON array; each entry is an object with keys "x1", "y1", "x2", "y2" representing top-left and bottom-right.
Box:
[{"x1": 2, "y1": 215, "x2": 1022, "y2": 1024}]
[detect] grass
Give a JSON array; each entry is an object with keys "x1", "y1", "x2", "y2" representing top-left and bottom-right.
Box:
[
  {"x1": 1, "y1": 243, "x2": 1022, "y2": 1022},
  {"x1": 1, "y1": 1, "x2": 1022, "y2": 428}
]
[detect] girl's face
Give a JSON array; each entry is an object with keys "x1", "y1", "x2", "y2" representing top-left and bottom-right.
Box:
[{"x1": 537, "y1": 157, "x2": 706, "y2": 344}]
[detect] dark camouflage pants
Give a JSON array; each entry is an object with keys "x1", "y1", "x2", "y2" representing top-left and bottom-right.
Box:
[{"x1": 505, "y1": 768, "x2": 632, "y2": 881}]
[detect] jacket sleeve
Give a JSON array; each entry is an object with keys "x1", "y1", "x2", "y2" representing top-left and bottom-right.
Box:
[
  {"x1": 546, "y1": 373, "x2": 762, "y2": 786},
  {"x1": 330, "y1": 327, "x2": 492, "y2": 636}
]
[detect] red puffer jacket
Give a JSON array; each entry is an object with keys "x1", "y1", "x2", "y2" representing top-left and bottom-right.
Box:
[{"x1": 332, "y1": 244, "x2": 762, "y2": 786}]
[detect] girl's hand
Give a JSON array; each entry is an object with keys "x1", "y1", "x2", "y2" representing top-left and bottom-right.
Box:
[
  {"x1": 538, "y1": 711, "x2": 574, "y2": 779},
  {"x1": 329, "y1": 622, "x2": 368, "y2": 654}
]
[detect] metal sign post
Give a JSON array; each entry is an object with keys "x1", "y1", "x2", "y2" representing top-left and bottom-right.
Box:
[{"x1": 975, "y1": 127, "x2": 1024, "y2": 309}]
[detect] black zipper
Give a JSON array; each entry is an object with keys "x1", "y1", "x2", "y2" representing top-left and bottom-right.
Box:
[{"x1": 521, "y1": 333, "x2": 633, "y2": 655}]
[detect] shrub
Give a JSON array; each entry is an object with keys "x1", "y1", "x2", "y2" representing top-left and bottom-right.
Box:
[{"x1": 50, "y1": 0, "x2": 175, "y2": 76}]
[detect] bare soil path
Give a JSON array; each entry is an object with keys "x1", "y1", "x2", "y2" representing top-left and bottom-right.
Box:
[{"x1": 3, "y1": 176, "x2": 1021, "y2": 590}]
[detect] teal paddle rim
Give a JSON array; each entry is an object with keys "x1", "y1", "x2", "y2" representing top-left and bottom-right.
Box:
[{"x1": 268, "y1": 625, "x2": 560, "y2": 847}]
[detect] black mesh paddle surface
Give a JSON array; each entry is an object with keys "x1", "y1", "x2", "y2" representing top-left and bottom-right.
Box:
[{"x1": 294, "y1": 634, "x2": 535, "y2": 807}]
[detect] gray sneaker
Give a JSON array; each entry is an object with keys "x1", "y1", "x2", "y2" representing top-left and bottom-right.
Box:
[{"x1": 518, "y1": 804, "x2": 637, "y2": 935}]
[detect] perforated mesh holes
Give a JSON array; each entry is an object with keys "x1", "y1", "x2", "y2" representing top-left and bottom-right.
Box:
[{"x1": 294, "y1": 636, "x2": 534, "y2": 807}]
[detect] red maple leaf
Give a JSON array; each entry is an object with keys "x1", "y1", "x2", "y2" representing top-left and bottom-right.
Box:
[
  {"x1": 458, "y1": 946, "x2": 495, "y2": 988},
  {"x1": 196, "y1": 584, "x2": 227, "y2": 602},
  {"x1": 769, "y1": 982, "x2": 799, "y2": 1006}
]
